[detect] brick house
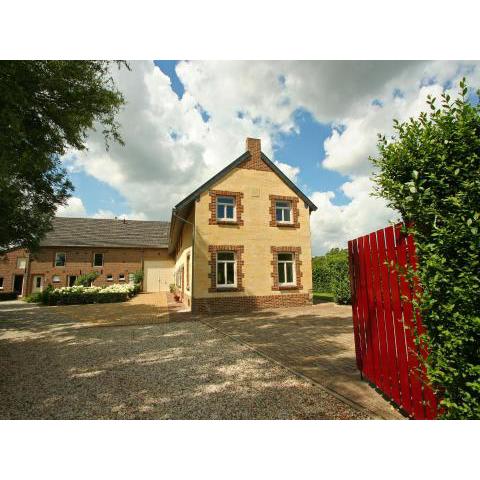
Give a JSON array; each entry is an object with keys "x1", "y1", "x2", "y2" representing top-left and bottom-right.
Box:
[{"x1": 0, "y1": 138, "x2": 317, "y2": 313}]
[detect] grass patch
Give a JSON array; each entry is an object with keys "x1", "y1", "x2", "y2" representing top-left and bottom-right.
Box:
[{"x1": 313, "y1": 292, "x2": 335, "y2": 304}]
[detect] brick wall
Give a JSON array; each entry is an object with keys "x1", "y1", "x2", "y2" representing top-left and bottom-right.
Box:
[
  {"x1": 1, "y1": 246, "x2": 167, "y2": 295},
  {"x1": 192, "y1": 293, "x2": 311, "y2": 314},
  {"x1": 0, "y1": 248, "x2": 29, "y2": 294},
  {"x1": 238, "y1": 138, "x2": 272, "y2": 172}
]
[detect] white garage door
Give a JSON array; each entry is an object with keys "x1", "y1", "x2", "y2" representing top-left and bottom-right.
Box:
[{"x1": 144, "y1": 261, "x2": 171, "y2": 292}]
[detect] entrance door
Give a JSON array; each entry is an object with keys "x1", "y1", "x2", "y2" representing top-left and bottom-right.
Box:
[
  {"x1": 32, "y1": 275, "x2": 43, "y2": 293},
  {"x1": 144, "y1": 261, "x2": 172, "y2": 292},
  {"x1": 13, "y1": 275, "x2": 24, "y2": 296}
]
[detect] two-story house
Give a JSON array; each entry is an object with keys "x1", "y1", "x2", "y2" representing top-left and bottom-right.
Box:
[{"x1": 0, "y1": 138, "x2": 317, "y2": 313}]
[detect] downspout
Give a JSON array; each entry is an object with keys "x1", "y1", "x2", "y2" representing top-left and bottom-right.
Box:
[{"x1": 172, "y1": 208, "x2": 196, "y2": 313}]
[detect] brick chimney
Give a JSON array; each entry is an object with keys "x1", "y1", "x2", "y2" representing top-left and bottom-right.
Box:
[{"x1": 246, "y1": 137, "x2": 261, "y2": 163}]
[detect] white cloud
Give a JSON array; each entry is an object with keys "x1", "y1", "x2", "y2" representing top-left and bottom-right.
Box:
[
  {"x1": 310, "y1": 177, "x2": 397, "y2": 254},
  {"x1": 63, "y1": 60, "x2": 480, "y2": 255},
  {"x1": 56, "y1": 196, "x2": 86, "y2": 217},
  {"x1": 92, "y1": 209, "x2": 147, "y2": 220}
]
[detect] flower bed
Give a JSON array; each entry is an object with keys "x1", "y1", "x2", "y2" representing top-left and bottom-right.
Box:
[{"x1": 43, "y1": 283, "x2": 140, "y2": 306}]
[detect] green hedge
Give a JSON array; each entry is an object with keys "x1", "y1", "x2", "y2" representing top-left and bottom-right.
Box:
[
  {"x1": 371, "y1": 79, "x2": 480, "y2": 419},
  {"x1": 312, "y1": 248, "x2": 351, "y2": 304},
  {"x1": 45, "y1": 291, "x2": 130, "y2": 306},
  {"x1": 0, "y1": 292, "x2": 18, "y2": 301}
]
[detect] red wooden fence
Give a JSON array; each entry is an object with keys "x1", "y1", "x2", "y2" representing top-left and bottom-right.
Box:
[{"x1": 348, "y1": 224, "x2": 438, "y2": 419}]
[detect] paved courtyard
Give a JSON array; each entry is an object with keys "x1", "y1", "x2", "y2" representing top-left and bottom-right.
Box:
[
  {"x1": 0, "y1": 299, "x2": 372, "y2": 420},
  {"x1": 199, "y1": 303, "x2": 403, "y2": 419}
]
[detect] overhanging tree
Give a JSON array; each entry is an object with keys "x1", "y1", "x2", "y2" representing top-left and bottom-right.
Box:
[
  {"x1": 0, "y1": 60, "x2": 128, "y2": 252},
  {"x1": 371, "y1": 78, "x2": 480, "y2": 419}
]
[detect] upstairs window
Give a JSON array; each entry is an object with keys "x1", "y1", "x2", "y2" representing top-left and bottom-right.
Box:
[
  {"x1": 16, "y1": 257, "x2": 27, "y2": 269},
  {"x1": 275, "y1": 201, "x2": 292, "y2": 223},
  {"x1": 54, "y1": 253, "x2": 66, "y2": 267},
  {"x1": 217, "y1": 196, "x2": 235, "y2": 221},
  {"x1": 277, "y1": 253, "x2": 295, "y2": 286},
  {"x1": 93, "y1": 253, "x2": 104, "y2": 267},
  {"x1": 216, "y1": 252, "x2": 236, "y2": 287}
]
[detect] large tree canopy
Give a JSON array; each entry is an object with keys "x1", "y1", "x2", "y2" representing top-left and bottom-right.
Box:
[
  {"x1": 0, "y1": 60, "x2": 127, "y2": 252},
  {"x1": 371, "y1": 79, "x2": 480, "y2": 419}
]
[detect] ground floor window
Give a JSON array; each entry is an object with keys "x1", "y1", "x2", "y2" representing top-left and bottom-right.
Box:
[
  {"x1": 0, "y1": 277, "x2": 4, "y2": 289},
  {"x1": 119, "y1": 274, "x2": 125, "y2": 282},
  {"x1": 277, "y1": 253, "x2": 295, "y2": 285},
  {"x1": 68, "y1": 275, "x2": 77, "y2": 287},
  {"x1": 216, "y1": 252, "x2": 236, "y2": 287},
  {"x1": 52, "y1": 275, "x2": 61, "y2": 283},
  {"x1": 106, "y1": 274, "x2": 113, "y2": 282}
]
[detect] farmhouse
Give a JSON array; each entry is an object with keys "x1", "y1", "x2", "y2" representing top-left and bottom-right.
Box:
[{"x1": 0, "y1": 138, "x2": 317, "y2": 313}]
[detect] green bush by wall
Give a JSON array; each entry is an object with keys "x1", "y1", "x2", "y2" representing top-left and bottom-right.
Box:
[
  {"x1": 371, "y1": 79, "x2": 480, "y2": 419},
  {"x1": 312, "y1": 248, "x2": 351, "y2": 305}
]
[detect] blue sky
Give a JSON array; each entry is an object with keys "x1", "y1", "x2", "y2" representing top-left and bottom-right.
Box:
[
  {"x1": 68, "y1": 60, "x2": 350, "y2": 217},
  {"x1": 60, "y1": 60, "x2": 479, "y2": 253}
]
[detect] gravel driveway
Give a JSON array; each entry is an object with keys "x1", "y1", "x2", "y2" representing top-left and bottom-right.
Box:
[{"x1": 0, "y1": 303, "x2": 370, "y2": 419}]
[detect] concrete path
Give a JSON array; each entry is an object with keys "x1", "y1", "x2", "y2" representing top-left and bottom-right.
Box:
[{"x1": 199, "y1": 303, "x2": 404, "y2": 419}]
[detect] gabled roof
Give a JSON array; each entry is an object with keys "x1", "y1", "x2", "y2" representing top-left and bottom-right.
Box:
[
  {"x1": 168, "y1": 147, "x2": 317, "y2": 253},
  {"x1": 173, "y1": 151, "x2": 317, "y2": 212},
  {"x1": 41, "y1": 217, "x2": 170, "y2": 249}
]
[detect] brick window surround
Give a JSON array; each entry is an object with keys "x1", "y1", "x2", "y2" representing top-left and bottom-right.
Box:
[
  {"x1": 208, "y1": 245, "x2": 245, "y2": 292},
  {"x1": 271, "y1": 246, "x2": 303, "y2": 290},
  {"x1": 269, "y1": 195, "x2": 300, "y2": 228},
  {"x1": 208, "y1": 190, "x2": 244, "y2": 226}
]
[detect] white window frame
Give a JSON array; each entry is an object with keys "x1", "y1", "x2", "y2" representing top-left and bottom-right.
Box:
[
  {"x1": 54, "y1": 252, "x2": 66, "y2": 267},
  {"x1": 93, "y1": 252, "x2": 104, "y2": 267},
  {"x1": 277, "y1": 252, "x2": 296, "y2": 286},
  {"x1": 119, "y1": 274, "x2": 126, "y2": 282},
  {"x1": 106, "y1": 274, "x2": 113, "y2": 282},
  {"x1": 216, "y1": 196, "x2": 236, "y2": 222},
  {"x1": 16, "y1": 257, "x2": 27, "y2": 269},
  {"x1": 275, "y1": 200, "x2": 293, "y2": 224},
  {"x1": 216, "y1": 252, "x2": 236, "y2": 288},
  {"x1": 52, "y1": 275, "x2": 61, "y2": 283}
]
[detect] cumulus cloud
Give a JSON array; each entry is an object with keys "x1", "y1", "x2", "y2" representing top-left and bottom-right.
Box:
[
  {"x1": 56, "y1": 196, "x2": 86, "y2": 217},
  {"x1": 63, "y1": 60, "x2": 480, "y2": 254}
]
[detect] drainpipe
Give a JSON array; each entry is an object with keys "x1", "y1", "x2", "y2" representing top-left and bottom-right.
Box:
[
  {"x1": 172, "y1": 209, "x2": 196, "y2": 312},
  {"x1": 24, "y1": 251, "x2": 32, "y2": 296}
]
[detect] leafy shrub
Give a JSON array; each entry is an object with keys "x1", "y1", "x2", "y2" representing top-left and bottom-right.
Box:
[
  {"x1": 371, "y1": 78, "x2": 480, "y2": 419},
  {"x1": 312, "y1": 248, "x2": 351, "y2": 304},
  {"x1": 42, "y1": 283, "x2": 137, "y2": 306},
  {"x1": 24, "y1": 292, "x2": 43, "y2": 303},
  {"x1": 133, "y1": 270, "x2": 144, "y2": 284},
  {"x1": 74, "y1": 271, "x2": 100, "y2": 287},
  {"x1": 0, "y1": 292, "x2": 18, "y2": 301}
]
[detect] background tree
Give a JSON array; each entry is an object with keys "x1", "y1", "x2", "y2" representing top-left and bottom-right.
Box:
[
  {"x1": 312, "y1": 248, "x2": 351, "y2": 304},
  {"x1": 0, "y1": 61, "x2": 128, "y2": 252},
  {"x1": 371, "y1": 78, "x2": 480, "y2": 419}
]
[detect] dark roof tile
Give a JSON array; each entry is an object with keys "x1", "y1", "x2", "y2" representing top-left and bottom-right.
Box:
[{"x1": 41, "y1": 217, "x2": 170, "y2": 248}]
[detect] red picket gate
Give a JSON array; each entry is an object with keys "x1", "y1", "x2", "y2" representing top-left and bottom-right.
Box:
[{"x1": 348, "y1": 224, "x2": 438, "y2": 419}]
